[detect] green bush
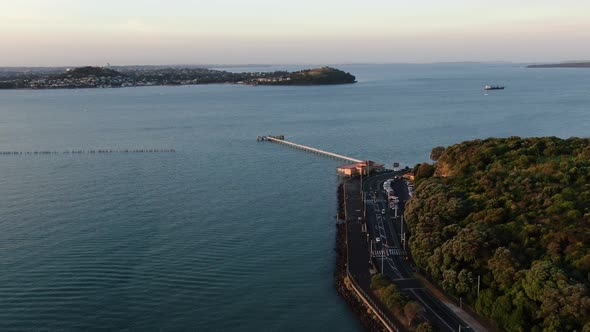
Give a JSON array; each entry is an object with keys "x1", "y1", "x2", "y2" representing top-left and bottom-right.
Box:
[{"x1": 370, "y1": 273, "x2": 392, "y2": 290}]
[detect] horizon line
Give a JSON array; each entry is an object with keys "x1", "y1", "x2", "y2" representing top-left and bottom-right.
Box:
[{"x1": 3, "y1": 60, "x2": 586, "y2": 69}]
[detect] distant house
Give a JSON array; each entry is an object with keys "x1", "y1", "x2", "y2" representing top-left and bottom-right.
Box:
[
  {"x1": 402, "y1": 172, "x2": 415, "y2": 181},
  {"x1": 337, "y1": 161, "x2": 385, "y2": 177}
]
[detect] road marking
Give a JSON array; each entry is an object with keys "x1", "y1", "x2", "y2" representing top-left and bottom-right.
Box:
[
  {"x1": 388, "y1": 248, "x2": 403, "y2": 256},
  {"x1": 386, "y1": 260, "x2": 403, "y2": 279},
  {"x1": 392, "y1": 279, "x2": 419, "y2": 282},
  {"x1": 371, "y1": 250, "x2": 388, "y2": 257},
  {"x1": 373, "y1": 248, "x2": 404, "y2": 258}
]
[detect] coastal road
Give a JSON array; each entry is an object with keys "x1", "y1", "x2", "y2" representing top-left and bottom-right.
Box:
[
  {"x1": 362, "y1": 172, "x2": 471, "y2": 332},
  {"x1": 343, "y1": 177, "x2": 407, "y2": 329}
]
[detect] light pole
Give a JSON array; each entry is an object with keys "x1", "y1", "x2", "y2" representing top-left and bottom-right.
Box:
[
  {"x1": 400, "y1": 215, "x2": 407, "y2": 253},
  {"x1": 477, "y1": 274, "x2": 481, "y2": 298},
  {"x1": 363, "y1": 192, "x2": 366, "y2": 219},
  {"x1": 359, "y1": 161, "x2": 364, "y2": 194},
  {"x1": 360, "y1": 169, "x2": 363, "y2": 194},
  {"x1": 402, "y1": 232, "x2": 406, "y2": 252},
  {"x1": 381, "y1": 243, "x2": 385, "y2": 274}
]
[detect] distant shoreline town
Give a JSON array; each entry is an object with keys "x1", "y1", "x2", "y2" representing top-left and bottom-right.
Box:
[
  {"x1": 527, "y1": 61, "x2": 590, "y2": 68},
  {"x1": 0, "y1": 66, "x2": 356, "y2": 90}
]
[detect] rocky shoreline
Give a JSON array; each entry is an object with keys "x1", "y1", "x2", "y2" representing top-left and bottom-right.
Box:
[{"x1": 334, "y1": 183, "x2": 386, "y2": 332}]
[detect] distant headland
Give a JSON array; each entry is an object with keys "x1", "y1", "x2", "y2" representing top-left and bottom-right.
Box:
[
  {"x1": 527, "y1": 61, "x2": 590, "y2": 68},
  {"x1": 252, "y1": 67, "x2": 356, "y2": 85},
  {"x1": 0, "y1": 66, "x2": 356, "y2": 90}
]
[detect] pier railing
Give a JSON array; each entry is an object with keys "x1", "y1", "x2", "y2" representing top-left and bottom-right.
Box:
[{"x1": 258, "y1": 135, "x2": 362, "y2": 163}]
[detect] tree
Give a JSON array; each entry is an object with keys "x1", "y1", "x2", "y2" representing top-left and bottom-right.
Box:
[
  {"x1": 430, "y1": 146, "x2": 446, "y2": 161},
  {"x1": 415, "y1": 322, "x2": 434, "y2": 332},
  {"x1": 441, "y1": 269, "x2": 458, "y2": 292},
  {"x1": 522, "y1": 260, "x2": 557, "y2": 303},
  {"x1": 475, "y1": 289, "x2": 496, "y2": 317},
  {"x1": 488, "y1": 247, "x2": 519, "y2": 288},
  {"x1": 370, "y1": 273, "x2": 391, "y2": 290},
  {"x1": 403, "y1": 301, "x2": 423, "y2": 326},
  {"x1": 380, "y1": 284, "x2": 407, "y2": 313},
  {"x1": 491, "y1": 295, "x2": 513, "y2": 329},
  {"x1": 456, "y1": 269, "x2": 473, "y2": 295},
  {"x1": 415, "y1": 162, "x2": 435, "y2": 181}
]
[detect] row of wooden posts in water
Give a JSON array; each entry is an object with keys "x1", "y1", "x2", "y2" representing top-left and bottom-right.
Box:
[{"x1": 0, "y1": 149, "x2": 176, "y2": 155}]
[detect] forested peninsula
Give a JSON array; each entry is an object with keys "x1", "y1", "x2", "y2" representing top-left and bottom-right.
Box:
[
  {"x1": 0, "y1": 66, "x2": 355, "y2": 89},
  {"x1": 405, "y1": 137, "x2": 590, "y2": 331}
]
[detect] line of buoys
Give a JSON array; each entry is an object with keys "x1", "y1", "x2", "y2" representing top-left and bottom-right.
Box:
[{"x1": 0, "y1": 149, "x2": 176, "y2": 155}]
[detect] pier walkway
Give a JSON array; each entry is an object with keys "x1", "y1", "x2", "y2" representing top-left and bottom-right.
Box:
[{"x1": 257, "y1": 135, "x2": 362, "y2": 163}]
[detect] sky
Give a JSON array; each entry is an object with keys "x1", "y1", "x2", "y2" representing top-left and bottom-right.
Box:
[{"x1": 1, "y1": 0, "x2": 589, "y2": 66}]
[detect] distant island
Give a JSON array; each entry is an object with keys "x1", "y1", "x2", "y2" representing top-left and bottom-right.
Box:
[
  {"x1": 0, "y1": 66, "x2": 356, "y2": 89},
  {"x1": 527, "y1": 61, "x2": 590, "y2": 68}
]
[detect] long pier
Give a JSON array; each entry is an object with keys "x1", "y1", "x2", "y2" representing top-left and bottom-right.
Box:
[{"x1": 257, "y1": 135, "x2": 363, "y2": 163}]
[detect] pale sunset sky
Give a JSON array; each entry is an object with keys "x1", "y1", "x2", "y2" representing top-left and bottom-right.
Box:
[{"x1": 1, "y1": 0, "x2": 589, "y2": 66}]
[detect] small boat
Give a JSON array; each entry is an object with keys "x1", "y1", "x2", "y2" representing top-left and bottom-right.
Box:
[{"x1": 484, "y1": 85, "x2": 505, "y2": 90}]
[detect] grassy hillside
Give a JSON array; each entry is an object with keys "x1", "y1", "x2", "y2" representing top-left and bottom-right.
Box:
[{"x1": 405, "y1": 137, "x2": 590, "y2": 331}]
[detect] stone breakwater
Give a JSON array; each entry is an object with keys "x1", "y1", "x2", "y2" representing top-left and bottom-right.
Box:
[{"x1": 0, "y1": 149, "x2": 176, "y2": 155}]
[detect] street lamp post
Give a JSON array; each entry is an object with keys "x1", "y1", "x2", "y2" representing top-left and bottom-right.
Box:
[
  {"x1": 360, "y1": 161, "x2": 366, "y2": 194},
  {"x1": 363, "y1": 192, "x2": 366, "y2": 219},
  {"x1": 381, "y1": 241, "x2": 385, "y2": 274},
  {"x1": 400, "y1": 215, "x2": 404, "y2": 245},
  {"x1": 360, "y1": 168, "x2": 363, "y2": 194},
  {"x1": 477, "y1": 274, "x2": 481, "y2": 297}
]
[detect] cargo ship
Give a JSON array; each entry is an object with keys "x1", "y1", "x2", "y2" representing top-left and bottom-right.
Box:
[{"x1": 484, "y1": 85, "x2": 505, "y2": 90}]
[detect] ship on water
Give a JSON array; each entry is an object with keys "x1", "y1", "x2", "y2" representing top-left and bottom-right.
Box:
[{"x1": 484, "y1": 85, "x2": 505, "y2": 90}]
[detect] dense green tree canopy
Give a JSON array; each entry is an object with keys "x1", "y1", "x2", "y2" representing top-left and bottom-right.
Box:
[{"x1": 404, "y1": 137, "x2": 590, "y2": 331}]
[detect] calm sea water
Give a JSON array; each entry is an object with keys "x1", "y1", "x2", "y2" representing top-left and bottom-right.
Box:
[{"x1": 1, "y1": 64, "x2": 589, "y2": 330}]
